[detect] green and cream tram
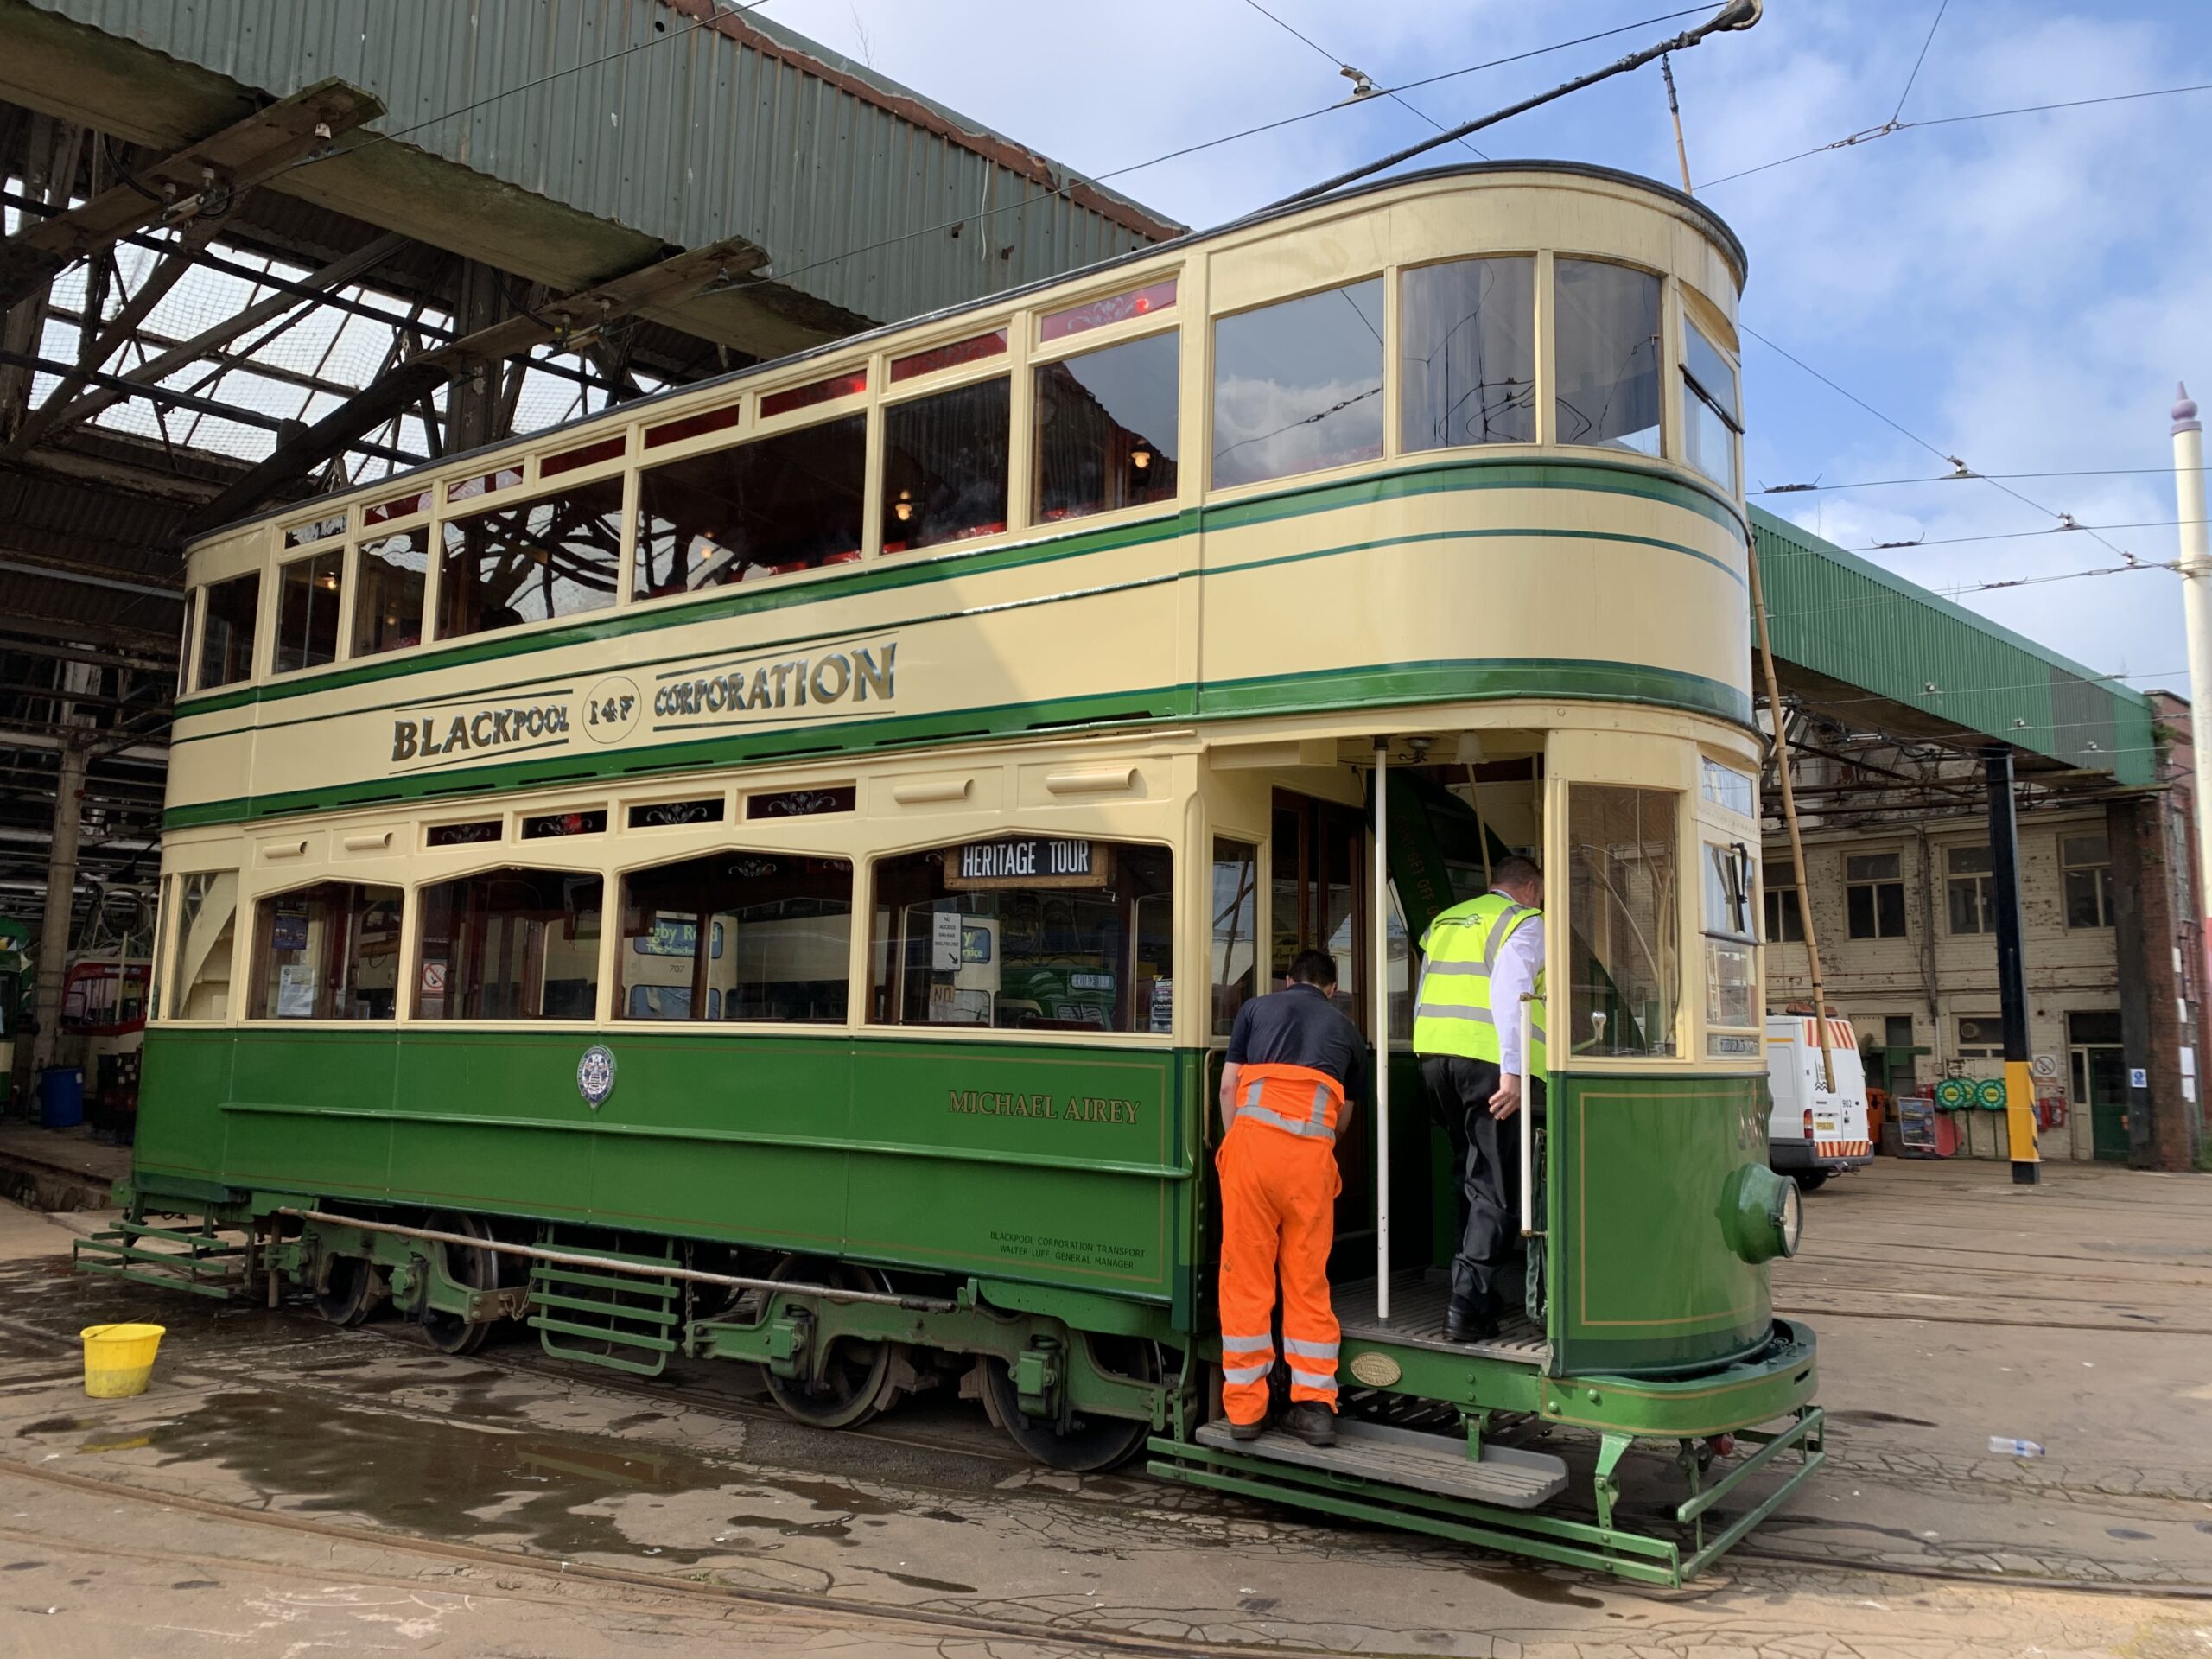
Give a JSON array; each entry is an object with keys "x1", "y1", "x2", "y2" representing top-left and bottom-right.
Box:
[{"x1": 89, "y1": 160, "x2": 1821, "y2": 1582}]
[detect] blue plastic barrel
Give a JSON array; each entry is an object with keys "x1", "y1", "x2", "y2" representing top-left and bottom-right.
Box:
[{"x1": 37, "y1": 1066, "x2": 83, "y2": 1129}]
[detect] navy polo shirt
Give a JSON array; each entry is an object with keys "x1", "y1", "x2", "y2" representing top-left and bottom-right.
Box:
[{"x1": 1225, "y1": 982, "x2": 1371, "y2": 1103}]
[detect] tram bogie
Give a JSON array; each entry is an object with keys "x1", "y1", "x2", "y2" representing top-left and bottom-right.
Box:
[{"x1": 89, "y1": 159, "x2": 1826, "y2": 1582}]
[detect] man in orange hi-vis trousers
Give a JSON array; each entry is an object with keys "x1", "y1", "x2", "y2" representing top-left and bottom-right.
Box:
[{"x1": 1217, "y1": 948, "x2": 1370, "y2": 1447}]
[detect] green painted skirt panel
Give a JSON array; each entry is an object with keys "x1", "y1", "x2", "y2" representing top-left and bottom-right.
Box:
[
  {"x1": 134, "y1": 1027, "x2": 1202, "y2": 1307},
  {"x1": 1550, "y1": 1071, "x2": 1772, "y2": 1375}
]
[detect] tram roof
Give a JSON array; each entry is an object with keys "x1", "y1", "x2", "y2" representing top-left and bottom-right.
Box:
[{"x1": 1753, "y1": 505, "x2": 2159, "y2": 789}]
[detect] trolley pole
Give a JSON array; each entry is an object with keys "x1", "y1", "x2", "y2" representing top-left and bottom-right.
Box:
[
  {"x1": 1983, "y1": 744, "x2": 2041, "y2": 1185},
  {"x1": 2171, "y1": 384, "x2": 2212, "y2": 1001}
]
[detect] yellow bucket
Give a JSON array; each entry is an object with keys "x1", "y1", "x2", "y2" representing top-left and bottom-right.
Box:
[{"x1": 80, "y1": 1322, "x2": 165, "y2": 1398}]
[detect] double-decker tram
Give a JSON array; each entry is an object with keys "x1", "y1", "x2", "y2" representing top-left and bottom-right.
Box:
[{"x1": 88, "y1": 160, "x2": 1821, "y2": 1582}]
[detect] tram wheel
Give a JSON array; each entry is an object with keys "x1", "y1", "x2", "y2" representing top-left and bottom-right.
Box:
[
  {"x1": 761, "y1": 1256, "x2": 897, "y2": 1431},
  {"x1": 314, "y1": 1254, "x2": 383, "y2": 1327},
  {"x1": 421, "y1": 1211, "x2": 498, "y2": 1357},
  {"x1": 982, "y1": 1336, "x2": 1157, "y2": 1473}
]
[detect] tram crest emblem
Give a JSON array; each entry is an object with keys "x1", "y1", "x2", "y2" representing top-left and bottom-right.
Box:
[{"x1": 576, "y1": 1044, "x2": 618, "y2": 1110}]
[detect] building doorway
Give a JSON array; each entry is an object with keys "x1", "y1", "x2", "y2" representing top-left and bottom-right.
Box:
[{"x1": 2067, "y1": 1010, "x2": 2127, "y2": 1163}]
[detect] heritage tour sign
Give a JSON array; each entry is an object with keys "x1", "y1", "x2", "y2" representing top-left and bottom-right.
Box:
[{"x1": 944, "y1": 836, "x2": 1109, "y2": 891}]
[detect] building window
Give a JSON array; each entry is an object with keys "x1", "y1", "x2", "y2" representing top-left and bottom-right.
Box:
[
  {"x1": 619, "y1": 853, "x2": 852, "y2": 1023},
  {"x1": 2062, "y1": 833, "x2": 2114, "y2": 928},
  {"x1": 1845, "y1": 851, "x2": 1907, "y2": 939},
  {"x1": 1211, "y1": 838, "x2": 1261, "y2": 1038},
  {"x1": 633, "y1": 412, "x2": 866, "y2": 596},
  {"x1": 1681, "y1": 315, "x2": 1741, "y2": 493},
  {"x1": 1945, "y1": 845, "x2": 1996, "y2": 935},
  {"x1": 438, "y1": 477, "x2": 624, "y2": 639},
  {"x1": 1398, "y1": 256, "x2": 1535, "y2": 449},
  {"x1": 1763, "y1": 859, "x2": 1805, "y2": 943},
  {"x1": 1553, "y1": 259, "x2": 1661, "y2": 454},
  {"x1": 414, "y1": 868, "x2": 603, "y2": 1020},
  {"x1": 1211, "y1": 278, "x2": 1384, "y2": 489},
  {"x1": 1956, "y1": 1014, "x2": 2005, "y2": 1060},
  {"x1": 352, "y1": 528, "x2": 429, "y2": 658},
  {"x1": 1567, "y1": 785, "x2": 1679, "y2": 1056},
  {"x1": 1033, "y1": 330, "x2": 1179, "y2": 524},
  {"x1": 881, "y1": 376, "x2": 1011, "y2": 552},
  {"x1": 249, "y1": 881, "x2": 404, "y2": 1019},
  {"x1": 275, "y1": 548, "x2": 343, "y2": 675},
  {"x1": 869, "y1": 837, "x2": 1173, "y2": 1033},
  {"x1": 196, "y1": 570, "x2": 261, "y2": 690}
]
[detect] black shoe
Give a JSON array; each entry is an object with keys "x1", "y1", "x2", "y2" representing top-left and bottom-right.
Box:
[
  {"x1": 1283, "y1": 1403, "x2": 1338, "y2": 1446},
  {"x1": 1443, "y1": 1303, "x2": 1501, "y2": 1344},
  {"x1": 1228, "y1": 1415, "x2": 1268, "y2": 1442}
]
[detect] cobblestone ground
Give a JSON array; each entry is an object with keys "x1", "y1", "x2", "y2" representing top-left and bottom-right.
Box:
[{"x1": 0, "y1": 1156, "x2": 2204, "y2": 1658}]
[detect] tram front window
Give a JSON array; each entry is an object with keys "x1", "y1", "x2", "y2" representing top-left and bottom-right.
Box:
[
  {"x1": 617, "y1": 853, "x2": 853, "y2": 1022},
  {"x1": 1566, "y1": 785, "x2": 1680, "y2": 1056},
  {"x1": 869, "y1": 838, "x2": 1173, "y2": 1033},
  {"x1": 1400, "y1": 256, "x2": 1536, "y2": 449},
  {"x1": 1211, "y1": 278, "x2": 1384, "y2": 489},
  {"x1": 414, "y1": 868, "x2": 603, "y2": 1020},
  {"x1": 1553, "y1": 259, "x2": 1662, "y2": 456}
]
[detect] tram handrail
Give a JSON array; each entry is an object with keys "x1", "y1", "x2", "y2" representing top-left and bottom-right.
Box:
[{"x1": 1518, "y1": 994, "x2": 1541, "y2": 1239}]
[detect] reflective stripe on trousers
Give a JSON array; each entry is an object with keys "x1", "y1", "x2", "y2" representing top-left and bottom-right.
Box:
[{"x1": 1216, "y1": 1116, "x2": 1340, "y2": 1422}]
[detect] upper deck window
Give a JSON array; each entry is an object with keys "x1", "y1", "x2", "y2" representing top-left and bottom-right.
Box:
[
  {"x1": 353, "y1": 527, "x2": 429, "y2": 658},
  {"x1": 1211, "y1": 278, "x2": 1384, "y2": 489},
  {"x1": 438, "y1": 477, "x2": 623, "y2": 639},
  {"x1": 196, "y1": 570, "x2": 260, "y2": 690},
  {"x1": 635, "y1": 413, "x2": 866, "y2": 597},
  {"x1": 1681, "y1": 315, "x2": 1741, "y2": 493},
  {"x1": 1039, "y1": 277, "x2": 1176, "y2": 343},
  {"x1": 1033, "y1": 331, "x2": 1179, "y2": 524},
  {"x1": 891, "y1": 329, "x2": 1007, "y2": 384},
  {"x1": 275, "y1": 548, "x2": 343, "y2": 675},
  {"x1": 1554, "y1": 259, "x2": 1661, "y2": 456},
  {"x1": 1400, "y1": 257, "x2": 1535, "y2": 449},
  {"x1": 882, "y1": 377, "x2": 1011, "y2": 553}
]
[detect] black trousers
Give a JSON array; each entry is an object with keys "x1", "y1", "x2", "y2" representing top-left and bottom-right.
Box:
[{"x1": 1421, "y1": 1055, "x2": 1545, "y2": 1318}]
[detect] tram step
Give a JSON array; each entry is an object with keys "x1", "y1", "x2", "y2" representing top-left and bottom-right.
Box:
[
  {"x1": 528, "y1": 1236, "x2": 680, "y2": 1377},
  {"x1": 1192, "y1": 1418, "x2": 1568, "y2": 1510},
  {"x1": 72, "y1": 1219, "x2": 244, "y2": 1300}
]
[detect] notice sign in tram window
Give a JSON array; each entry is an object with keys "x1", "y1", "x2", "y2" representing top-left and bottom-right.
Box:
[{"x1": 944, "y1": 837, "x2": 1110, "y2": 891}]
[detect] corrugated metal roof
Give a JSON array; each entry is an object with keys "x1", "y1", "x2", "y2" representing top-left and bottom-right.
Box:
[
  {"x1": 1754, "y1": 505, "x2": 2158, "y2": 787},
  {"x1": 24, "y1": 0, "x2": 1180, "y2": 328}
]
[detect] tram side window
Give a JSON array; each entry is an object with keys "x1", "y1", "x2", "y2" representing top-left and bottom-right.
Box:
[
  {"x1": 1554, "y1": 260, "x2": 1661, "y2": 455},
  {"x1": 1211, "y1": 838, "x2": 1260, "y2": 1037},
  {"x1": 275, "y1": 548, "x2": 343, "y2": 675},
  {"x1": 618, "y1": 853, "x2": 852, "y2": 1022},
  {"x1": 249, "y1": 880, "x2": 404, "y2": 1019},
  {"x1": 634, "y1": 414, "x2": 867, "y2": 597},
  {"x1": 438, "y1": 478, "x2": 624, "y2": 639},
  {"x1": 196, "y1": 571, "x2": 260, "y2": 690},
  {"x1": 1566, "y1": 785, "x2": 1679, "y2": 1056},
  {"x1": 882, "y1": 378, "x2": 1011, "y2": 552},
  {"x1": 1701, "y1": 841, "x2": 1759, "y2": 1057},
  {"x1": 1399, "y1": 257, "x2": 1536, "y2": 449},
  {"x1": 352, "y1": 528, "x2": 429, "y2": 658},
  {"x1": 172, "y1": 870, "x2": 240, "y2": 1020},
  {"x1": 1681, "y1": 315, "x2": 1741, "y2": 493},
  {"x1": 415, "y1": 868, "x2": 603, "y2": 1020},
  {"x1": 1033, "y1": 332, "x2": 1180, "y2": 523},
  {"x1": 1212, "y1": 279, "x2": 1384, "y2": 489},
  {"x1": 869, "y1": 838, "x2": 1173, "y2": 1033}
]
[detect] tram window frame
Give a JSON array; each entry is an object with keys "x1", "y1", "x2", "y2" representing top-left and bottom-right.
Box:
[
  {"x1": 1398, "y1": 254, "x2": 1538, "y2": 452},
  {"x1": 435, "y1": 474, "x2": 626, "y2": 642},
  {"x1": 273, "y1": 545, "x2": 345, "y2": 677},
  {"x1": 194, "y1": 569, "x2": 262, "y2": 690},
  {"x1": 1031, "y1": 327, "x2": 1181, "y2": 526},
  {"x1": 169, "y1": 868, "x2": 241, "y2": 1021},
  {"x1": 1680, "y1": 312, "x2": 1742, "y2": 494},
  {"x1": 411, "y1": 865, "x2": 606, "y2": 1022},
  {"x1": 1700, "y1": 838, "x2": 1760, "y2": 1056},
  {"x1": 247, "y1": 880, "x2": 405, "y2": 1020},
  {"x1": 1211, "y1": 276, "x2": 1386, "y2": 492},
  {"x1": 350, "y1": 524, "x2": 431, "y2": 660},
  {"x1": 1564, "y1": 784, "x2": 1681, "y2": 1059},
  {"x1": 1211, "y1": 837, "x2": 1262, "y2": 1039},
  {"x1": 632, "y1": 409, "x2": 868, "y2": 599},
  {"x1": 880, "y1": 373, "x2": 1014, "y2": 555},
  {"x1": 616, "y1": 851, "x2": 855, "y2": 1024},
  {"x1": 1552, "y1": 257, "x2": 1664, "y2": 458},
  {"x1": 866, "y1": 836, "x2": 1176, "y2": 1037}
]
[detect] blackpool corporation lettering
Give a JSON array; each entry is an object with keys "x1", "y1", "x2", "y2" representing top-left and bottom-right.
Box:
[
  {"x1": 654, "y1": 643, "x2": 895, "y2": 722},
  {"x1": 391, "y1": 702, "x2": 568, "y2": 763}
]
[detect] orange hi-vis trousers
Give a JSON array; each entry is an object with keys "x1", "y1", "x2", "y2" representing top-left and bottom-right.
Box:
[{"x1": 1217, "y1": 1063, "x2": 1344, "y2": 1426}]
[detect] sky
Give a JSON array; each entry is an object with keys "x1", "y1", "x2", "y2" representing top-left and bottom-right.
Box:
[{"x1": 768, "y1": 0, "x2": 2212, "y2": 695}]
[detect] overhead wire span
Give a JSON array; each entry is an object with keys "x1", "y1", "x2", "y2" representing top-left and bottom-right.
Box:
[
  {"x1": 1889, "y1": 0, "x2": 1948, "y2": 124},
  {"x1": 1832, "y1": 518, "x2": 2181, "y2": 554},
  {"x1": 1758, "y1": 464, "x2": 2211, "y2": 494},
  {"x1": 1236, "y1": 0, "x2": 1491, "y2": 160}
]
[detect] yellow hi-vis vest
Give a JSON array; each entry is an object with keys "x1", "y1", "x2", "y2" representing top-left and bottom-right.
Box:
[{"x1": 1412, "y1": 893, "x2": 1548, "y2": 1071}]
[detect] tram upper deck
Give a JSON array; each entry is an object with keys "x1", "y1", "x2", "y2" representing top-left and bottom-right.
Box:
[{"x1": 167, "y1": 162, "x2": 1750, "y2": 836}]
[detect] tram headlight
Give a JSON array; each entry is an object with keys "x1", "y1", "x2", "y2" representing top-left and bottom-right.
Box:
[{"x1": 1722, "y1": 1163, "x2": 1802, "y2": 1264}]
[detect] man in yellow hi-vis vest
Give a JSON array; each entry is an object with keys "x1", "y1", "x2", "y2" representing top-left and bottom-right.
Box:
[{"x1": 1411, "y1": 855, "x2": 1546, "y2": 1344}]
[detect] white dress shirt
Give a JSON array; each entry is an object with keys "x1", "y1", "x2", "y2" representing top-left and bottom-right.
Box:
[{"x1": 1489, "y1": 901, "x2": 1546, "y2": 1077}]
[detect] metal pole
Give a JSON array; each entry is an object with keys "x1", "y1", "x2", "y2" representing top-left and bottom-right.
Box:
[
  {"x1": 2172, "y1": 385, "x2": 2212, "y2": 1004},
  {"x1": 1982, "y1": 745, "x2": 2041, "y2": 1185},
  {"x1": 27, "y1": 740, "x2": 85, "y2": 1082},
  {"x1": 1373, "y1": 736, "x2": 1391, "y2": 1320}
]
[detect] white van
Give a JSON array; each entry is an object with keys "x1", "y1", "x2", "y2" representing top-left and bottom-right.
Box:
[{"x1": 1765, "y1": 1014, "x2": 1874, "y2": 1191}]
